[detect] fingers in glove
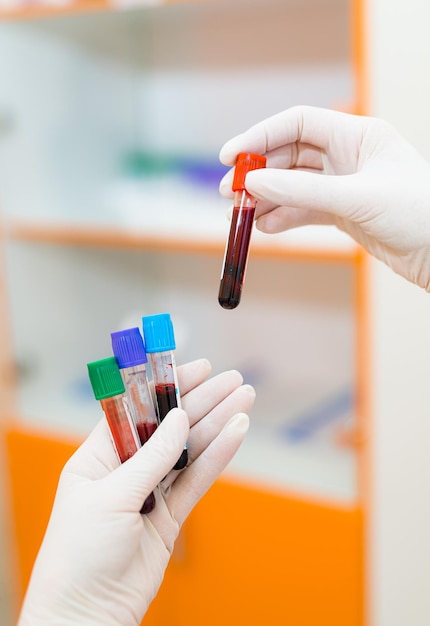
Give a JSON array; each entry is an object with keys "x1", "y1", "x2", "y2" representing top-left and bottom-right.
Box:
[
  {"x1": 176, "y1": 358, "x2": 212, "y2": 397},
  {"x1": 185, "y1": 383, "x2": 255, "y2": 465},
  {"x1": 219, "y1": 141, "x2": 324, "y2": 199},
  {"x1": 165, "y1": 412, "x2": 250, "y2": 525},
  {"x1": 219, "y1": 105, "x2": 364, "y2": 165},
  {"x1": 180, "y1": 369, "x2": 245, "y2": 428},
  {"x1": 245, "y1": 168, "x2": 362, "y2": 224},
  {"x1": 256, "y1": 204, "x2": 337, "y2": 233},
  {"x1": 161, "y1": 383, "x2": 255, "y2": 490},
  {"x1": 62, "y1": 419, "x2": 120, "y2": 481},
  {"x1": 100, "y1": 409, "x2": 189, "y2": 511}
]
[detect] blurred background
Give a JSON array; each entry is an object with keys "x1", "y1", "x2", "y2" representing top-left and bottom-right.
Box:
[{"x1": 1, "y1": 0, "x2": 430, "y2": 625}]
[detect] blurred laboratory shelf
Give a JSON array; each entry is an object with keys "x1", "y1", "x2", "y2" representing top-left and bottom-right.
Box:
[
  {"x1": 5, "y1": 219, "x2": 359, "y2": 259},
  {"x1": 14, "y1": 375, "x2": 358, "y2": 502},
  {"x1": 1, "y1": 171, "x2": 359, "y2": 259}
]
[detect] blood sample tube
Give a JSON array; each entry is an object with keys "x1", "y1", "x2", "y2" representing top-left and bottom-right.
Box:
[
  {"x1": 111, "y1": 326, "x2": 159, "y2": 447},
  {"x1": 142, "y1": 313, "x2": 188, "y2": 470},
  {"x1": 218, "y1": 152, "x2": 266, "y2": 309},
  {"x1": 87, "y1": 356, "x2": 155, "y2": 514}
]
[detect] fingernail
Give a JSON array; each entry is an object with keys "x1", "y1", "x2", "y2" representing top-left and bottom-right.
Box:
[
  {"x1": 242, "y1": 384, "x2": 256, "y2": 398},
  {"x1": 225, "y1": 413, "x2": 249, "y2": 435}
]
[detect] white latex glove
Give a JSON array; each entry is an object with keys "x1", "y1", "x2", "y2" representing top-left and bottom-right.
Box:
[
  {"x1": 219, "y1": 105, "x2": 430, "y2": 291},
  {"x1": 18, "y1": 359, "x2": 255, "y2": 626}
]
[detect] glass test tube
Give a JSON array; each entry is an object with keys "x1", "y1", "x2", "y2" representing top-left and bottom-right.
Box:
[
  {"x1": 111, "y1": 326, "x2": 159, "y2": 446},
  {"x1": 87, "y1": 356, "x2": 155, "y2": 514},
  {"x1": 142, "y1": 313, "x2": 188, "y2": 470},
  {"x1": 111, "y1": 327, "x2": 159, "y2": 515},
  {"x1": 218, "y1": 152, "x2": 266, "y2": 310}
]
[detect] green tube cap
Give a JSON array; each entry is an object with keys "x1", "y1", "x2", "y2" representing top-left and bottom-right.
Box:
[{"x1": 87, "y1": 357, "x2": 125, "y2": 400}]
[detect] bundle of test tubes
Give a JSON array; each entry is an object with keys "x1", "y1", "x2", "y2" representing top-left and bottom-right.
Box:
[{"x1": 87, "y1": 313, "x2": 188, "y2": 514}]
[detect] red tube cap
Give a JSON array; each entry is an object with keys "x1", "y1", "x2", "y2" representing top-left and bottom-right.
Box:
[{"x1": 232, "y1": 152, "x2": 266, "y2": 192}]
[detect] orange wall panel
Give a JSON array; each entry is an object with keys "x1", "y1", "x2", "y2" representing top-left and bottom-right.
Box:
[
  {"x1": 3, "y1": 426, "x2": 80, "y2": 602},
  {"x1": 145, "y1": 480, "x2": 364, "y2": 626},
  {"x1": 4, "y1": 429, "x2": 363, "y2": 626}
]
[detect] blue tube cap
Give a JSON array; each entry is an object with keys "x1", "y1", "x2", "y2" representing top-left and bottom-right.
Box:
[
  {"x1": 111, "y1": 327, "x2": 148, "y2": 368},
  {"x1": 142, "y1": 313, "x2": 176, "y2": 352}
]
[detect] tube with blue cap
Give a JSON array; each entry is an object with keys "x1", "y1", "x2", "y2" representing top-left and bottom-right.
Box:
[{"x1": 142, "y1": 313, "x2": 188, "y2": 470}]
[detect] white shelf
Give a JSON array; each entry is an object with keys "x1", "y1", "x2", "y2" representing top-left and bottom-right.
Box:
[
  {"x1": 5, "y1": 179, "x2": 359, "y2": 257},
  {"x1": 16, "y1": 375, "x2": 357, "y2": 504},
  {"x1": 225, "y1": 416, "x2": 356, "y2": 505},
  {"x1": 103, "y1": 181, "x2": 358, "y2": 253}
]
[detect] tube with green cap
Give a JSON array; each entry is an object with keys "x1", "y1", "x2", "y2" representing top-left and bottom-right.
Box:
[{"x1": 87, "y1": 356, "x2": 156, "y2": 514}]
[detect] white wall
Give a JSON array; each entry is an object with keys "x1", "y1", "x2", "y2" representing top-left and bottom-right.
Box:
[{"x1": 366, "y1": 1, "x2": 430, "y2": 624}]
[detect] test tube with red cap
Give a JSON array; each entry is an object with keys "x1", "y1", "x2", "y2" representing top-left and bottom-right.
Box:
[
  {"x1": 87, "y1": 356, "x2": 156, "y2": 514},
  {"x1": 218, "y1": 152, "x2": 266, "y2": 309},
  {"x1": 142, "y1": 313, "x2": 188, "y2": 470}
]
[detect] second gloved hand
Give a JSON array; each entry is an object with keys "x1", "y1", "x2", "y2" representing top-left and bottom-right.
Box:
[{"x1": 219, "y1": 105, "x2": 430, "y2": 291}]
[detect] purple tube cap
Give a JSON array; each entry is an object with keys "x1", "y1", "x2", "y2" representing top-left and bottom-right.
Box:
[{"x1": 111, "y1": 327, "x2": 148, "y2": 368}]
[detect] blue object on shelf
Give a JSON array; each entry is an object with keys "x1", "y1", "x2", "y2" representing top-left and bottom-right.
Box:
[
  {"x1": 181, "y1": 160, "x2": 230, "y2": 187},
  {"x1": 120, "y1": 150, "x2": 229, "y2": 188},
  {"x1": 278, "y1": 387, "x2": 353, "y2": 443}
]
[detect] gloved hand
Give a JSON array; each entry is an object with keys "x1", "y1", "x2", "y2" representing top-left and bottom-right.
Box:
[
  {"x1": 219, "y1": 105, "x2": 430, "y2": 291},
  {"x1": 18, "y1": 359, "x2": 255, "y2": 626}
]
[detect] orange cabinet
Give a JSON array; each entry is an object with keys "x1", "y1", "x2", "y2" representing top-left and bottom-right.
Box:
[
  {"x1": 4, "y1": 424, "x2": 363, "y2": 626},
  {"x1": 146, "y1": 481, "x2": 363, "y2": 626}
]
